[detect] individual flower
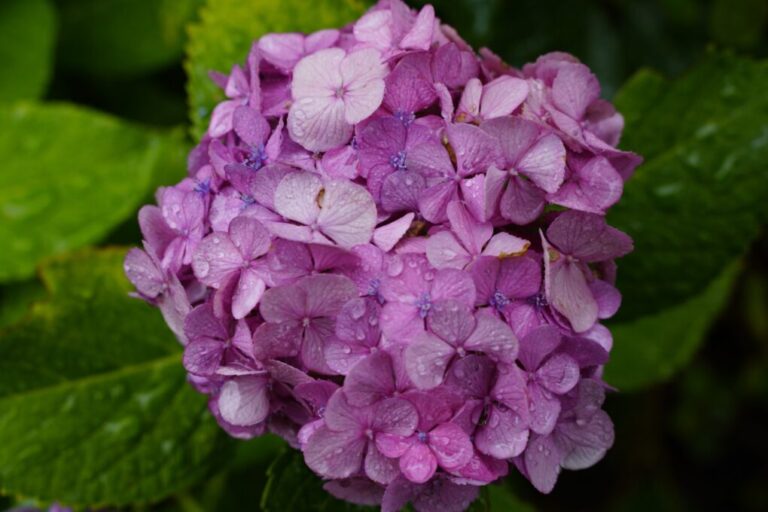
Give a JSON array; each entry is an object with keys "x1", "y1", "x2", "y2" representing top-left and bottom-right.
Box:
[{"x1": 288, "y1": 48, "x2": 387, "y2": 151}]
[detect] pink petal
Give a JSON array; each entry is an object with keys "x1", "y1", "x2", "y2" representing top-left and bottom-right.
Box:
[
  {"x1": 229, "y1": 216, "x2": 271, "y2": 259},
  {"x1": 464, "y1": 310, "x2": 518, "y2": 362},
  {"x1": 274, "y1": 171, "x2": 322, "y2": 225},
  {"x1": 374, "y1": 213, "x2": 415, "y2": 252},
  {"x1": 456, "y1": 78, "x2": 482, "y2": 121},
  {"x1": 317, "y1": 180, "x2": 377, "y2": 248},
  {"x1": 376, "y1": 432, "x2": 414, "y2": 458},
  {"x1": 429, "y1": 423, "x2": 473, "y2": 470},
  {"x1": 341, "y1": 48, "x2": 387, "y2": 123},
  {"x1": 231, "y1": 269, "x2": 266, "y2": 319},
  {"x1": 426, "y1": 301, "x2": 476, "y2": 346},
  {"x1": 399, "y1": 4, "x2": 435, "y2": 50},
  {"x1": 431, "y1": 268, "x2": 477, "y2": 305},
  {"x1": 483, "y1": 232, "x2": 530, "y2": 258},
  {"x1": 124, "y1": 248, "x2": 165, "y2": 298},
  {"x1": 258, "y1": 33, "x2": 304, "y2": 71},
  {"x1": 446, "y1": 200, "x2": 491, "y2": 256},
  {"x1": 405, "y1": 334, "x2": 456, "y2": 389},
  {"x1": 537, "y1": 353, "x2": 580, "y2": 394},
  {"x1": 288, "y1": 96, "x2": 352, "y2": 151},
  {"x1": 475, "y1": 406, "x2": 529, "y2": 459},
  {"x1": 480, "y1": 76, "x2": 529, "y2": 119},
  {"x1": 545, "y1": 252, "x2": 598, "y2": 333},
  {"x1": 353, "y1": 10, "x2": 394, "y2": 51},
  {"x1": 552, "y1": 62, "x2": 600, "y2": 120},
  {"x1": 218, "y1": 376, "x2": 269, "y2": 426},
  {"x1": 192, "y1": 232, "x2": 243, "y2": 288},
  {"x1": 400, "y1": 443, "x2": 438, "y2": 483},
  {"x1": 518, "y1": 133, "x2": 566, "y2": 193},
  {"x1": 426, "y1": 231, "x2": 471, "y2": 270},
  {"x1": 208, "y1": 100, "x2": 238, "y2": 138},
  {"x1": 418, "y1": 181, "x2": 456, "y2": 223}
]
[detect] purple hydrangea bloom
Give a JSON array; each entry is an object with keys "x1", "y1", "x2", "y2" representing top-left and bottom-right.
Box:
[{"x1": 125, "y1": 0, "x2": 640, "y2": 509}]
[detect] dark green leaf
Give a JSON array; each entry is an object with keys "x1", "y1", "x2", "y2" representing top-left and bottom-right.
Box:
[
  {"x1": 0, "y1": 0, "x2": 56, "y2": 101},
  {"x1": 709, "y1": 0, "x2": 768, "y2": 51},
  {"x1": 0, "y1": 279, "x2": 45, "y2": 330},
  {"x1": 0, "y1": 102, "x2": 182, "y2": 282},
  {"x1": 0, "y1": 248, "x2": 232, "y2": 506},
  {"x1": 605, "y1": 261, "x2": 740, "y2": 391},
  {"x1": 487, "y1": 485, "x2": 535, "y2": 512},
  {"x1": 55, "y1": 0, "x2": 204, "y2": 77},
  {"x1": 185, "y1": 0, "x2": 367, "y2": 138},
  {"x1": 261, "y1": 450, "x2": 375, "y2": 512},
  {"x1": 611, "y1": 53, "x2": 768, "y2": 319}
]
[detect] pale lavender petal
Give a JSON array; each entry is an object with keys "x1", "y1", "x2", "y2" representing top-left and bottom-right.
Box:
[
  {"x1": 218, "y1": 376, "x2": 269, "y2": 426},
  {"x1": 425, "y1": 231, "x2": 471, "y2": 270},
  {"x1": 340, "y1": 48, "x2": 386, "y2": 123},
  {"x1": 289, "y1": 96, "x2": 352, "y2": 151},
  {"x1": 482, "y1": 233, "x2": 530, "y2": 258},
  {"x1": 229, "y1": 216, "x2": 271, "y2": 259},
  {"x1": 373, "y1": 213, "x2": 414, "y2": 252},
  {"x1": 231, "y1": 269, "x2": 266, "y2": 319},
  {"x1": 559, "y1": 409, "x2": 614, "y2": 470},
  {"x1": 274, "y1": 171, "x2": 322, "y2": 225},
  {"x1": 399, "y1": 4, "x2": 435, "y2": 50},
  {"x1": 545, "y1": 255, "x2": 598, "y2": 333},
  {"x1": 317, "y1": 180, "x2": 377, "y2": 248},
  {"x1": 517, "y1": 132, "x2": 566, "y2": 193}
]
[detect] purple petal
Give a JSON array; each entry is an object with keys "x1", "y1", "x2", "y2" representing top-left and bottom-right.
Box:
[
  {"x1": 518, "y1": 325, "x2": 562, "y2": 372},
  {"x1": 523, "y1": 434, "x2": 563, "y2": 493},
  {"x1": 405, "y1": 334, "x2": 455, "y2": 389},
  {"x1": 365, "y1": 444, "x2": 401, "y2": 485},
  {"x1": 445, "y1": 123, "x2": 501, "y2": 177},
  {"x1": 546, "y1": 210, "x2": 633, "y2": 261},
  {"x1": 475, "y1": 406, "x2": 529, "y2": 459},
  {"x1": 399, "y1": 443, "x2": 438, "y2": 483},
  {"x1": 231, "y1": 269, "x2": 266, "y2": 319},
  {"x1": 551, "y1": 62, "x2": 600, "y2": 120},
  {"x1": 528, "y1": 383, "x2": 561, "y2": 435},
  {"x1": 559, "y1": 409, "x2": 614, "y2": 470},
  {"x1": 183, "y1": 338, "x2": 224, "y2": 376},
  {"x1": 499, "y1": 174, "x2": 546, "y2": 225},
  {"x1": 536, "y1": 353, "x2": 580, "y2": 395},
  {"x1": 463, "y1": 309, "x2": 518, "y2": 362},
  {"x1": 426, "y1": 301, "x2": 477, "y2": 347},
  {"x1": 344, "y1": 351, "x2": 397, "y2": 406},
  {"x1": 545, "y1": 254, "x2": 598, "y2": 333},
  {"x1": 229, "y1": 216, "x2": 271, "y2": 260},
  {"x1": 373, "y1": 397, "x2": 419, "y2": 436},
  {"x1": 305, "y1": 426, "x2": 366, "y2": 479}
]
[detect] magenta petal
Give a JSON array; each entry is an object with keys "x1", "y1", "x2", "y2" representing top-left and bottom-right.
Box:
[
  {"x1": 428, "y1": 422, "x2": 473, "y2": 470},
  {"x1": 517, "y1": 133, "x2": 566, "y2": 193},
  {"x1": 305, "y1": 426, "x2": 366, "y2": 479},
  {"x1": 233, "y1": 106, "x2": 270, "y2": 147},
  {"x1": 552, "y1": 62, "x2": 600, "y2": 120},
  {"x1": 475, "y1": 406, "x2": 529, "y2": 459},
  {"x1": 537, "y1": 353, "x2": 580, "y2": 394},
  {"x1": 549, "y1": 156, "x2": 624, "y2": 214},
  {"x1": 229, "y1": 216, "x2": 271, "y2": 260},
  {"x1": 496, "y1": 255, "x2": 542, "y2": 299},
  {"x1": 399, "y1": 443, "x2": 438, "y2": 484},
  {"x1": 376, "y1": 432, "x2": 414, "y2": 459},
  {"x1": 405, "y1": 334, "x2": 455, "y2": 389},
  {"x1": 431, "y1": 268, "x2": 477, "y2": 305},
  {"x1": 418, "y1": 181, "x2": 457, "y2": 223},
  {"x1": 590, "y1": 279, "x2": 622, "y2": 319},
  {"x1": 468, "y1": 256, "x2": 500, "y2": 306},
  {"x1": 446, "y1": 200, "x2": 492, "y2": 256},
  {"x1": 324, "y1": 389, "x2": 366, "y2": 432}
]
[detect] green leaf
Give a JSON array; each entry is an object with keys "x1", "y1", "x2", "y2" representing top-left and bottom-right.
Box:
[
  {"x1": 0, "y1": 248, "x2": 232, "y2": 506},
  {"x1": 55, "y1": 0, "x2": 204, "y2": 77},
  {"x1": 709, "y1": 0, "x2": 768, "y2": 51},
  {"x1": 261, "y1": 450, "x2": 375, "y2": 512},
  {"x1": 0, "y1": 279, "x2": 45, "y2": 330},
  {"x1": 0, "y1": 0, "x2": 56, "y2": 101},
  {"x1": 611, "y1": 52, "x2": 768, "y2": 320},
  {"x1": 0, "y1": 102, "x2": 179, "y2": 282},
  {"x1": 185, "y1": 0, "x2": 367, "y2": 138},
  {"x1": 487, "y1": 485, "x2": 535, "y2": 512},
  {"x1": 605, "y1": 261, "x2": 740, "y2": 391}
]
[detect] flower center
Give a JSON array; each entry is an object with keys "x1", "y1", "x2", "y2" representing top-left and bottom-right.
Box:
[
  {"x1": 389, "y1": 150, "x2": 407, "y2": 171},
  {"x1": 415, "y1": 292, "x2": 432, "y2": 319},
  {"x1": 243, "y1": 144, "x2": 267, "y2": 171},
  {"x1": 393, "y1": 111, "x2": 415, "y2": 126},
  {"x1": 489, "y1": 290, "x2": 510, "y2": 310},
  {"x1": 417, "y1": 431, "x2": 428, "y2": 443}
]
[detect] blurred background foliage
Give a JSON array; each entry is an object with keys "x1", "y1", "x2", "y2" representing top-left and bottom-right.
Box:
[{"x1": 1, "y1": 0, "x2": 767, "y2": 511}]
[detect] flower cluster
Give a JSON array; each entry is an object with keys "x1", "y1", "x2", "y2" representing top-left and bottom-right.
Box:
[{"x1": 125, "y1": 0, "x2": 639, "y2": 509}]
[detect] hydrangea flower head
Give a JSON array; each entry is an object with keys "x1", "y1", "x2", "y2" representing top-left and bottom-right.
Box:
[{"x1": 126, "y1": 1, "x2": 640, "y2": 509}]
